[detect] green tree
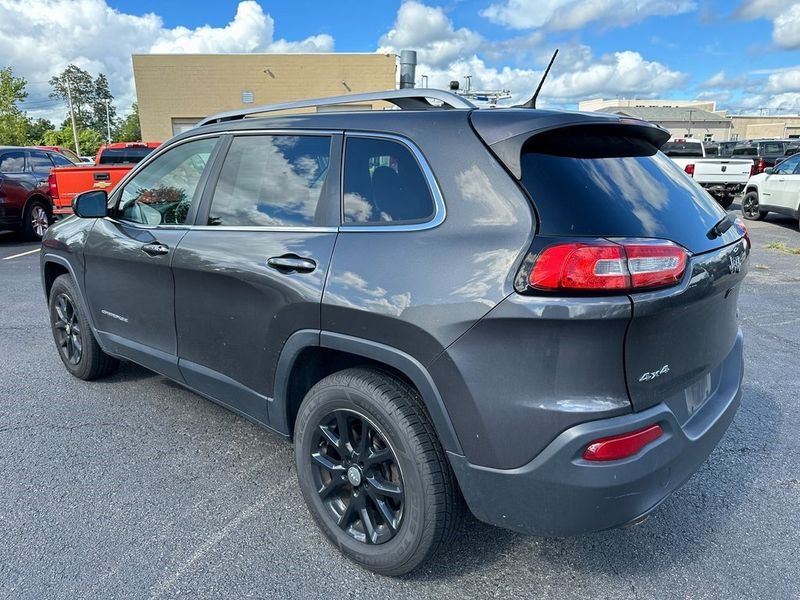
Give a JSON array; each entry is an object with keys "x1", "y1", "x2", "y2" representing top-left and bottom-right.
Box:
[
  {"x1": 115, "y1": 103, "x2": 141, "y2": 142},
  {"x1": 26, "y1": 118, "x2": 55, "y2": 144},
  {"x1": 49, "y1": 64, "x2": 94, "y2": 129},
  {"x1": 44, "y1": 126, "x2": 103, "y2": 156},
  {"x1": 0, "y1": 66, "x2": 33, "y2": 146},
  {"x1": 90, "y1": 73, "x2": 116, "y2": 138}
]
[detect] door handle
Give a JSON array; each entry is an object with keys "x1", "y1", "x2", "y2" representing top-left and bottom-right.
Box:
[
  {"x1": 141, "y1": 243, "x2": 170, "y2": 256},
  {"x1": 266, "y1": 255, "x2": 316, "y2": 273}
]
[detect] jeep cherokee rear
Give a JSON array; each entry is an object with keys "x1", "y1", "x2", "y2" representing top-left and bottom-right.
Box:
[{"x1": 40, "y1": 89, "x2": 747, "y2": 576}]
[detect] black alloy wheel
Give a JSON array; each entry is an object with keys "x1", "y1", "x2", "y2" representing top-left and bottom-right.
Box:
[
  {"x1": 53, "y1": 292, "x2": 82, "y2": 365},
  {"x1": 311, "y1": 409, "x2": 404, "y2": 545},
  {"x1": 294, "y1": 368, "x2": 464, "y2": 575},
  {"x1": 741, "y1": 191, "x2": 766, "y2": 221},
  {"x1": 48, "y1": 274, "x2": 119, "y2": 380}
]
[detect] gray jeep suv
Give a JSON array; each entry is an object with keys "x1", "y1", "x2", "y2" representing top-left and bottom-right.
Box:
[{"x1": 41, "y1": 89, "x2": 748, "y2": 575}]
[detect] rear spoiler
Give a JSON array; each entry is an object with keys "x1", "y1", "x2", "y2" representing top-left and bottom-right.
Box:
[{"x1": 470, "y1": 110, "x2": 671, "y2": 179}]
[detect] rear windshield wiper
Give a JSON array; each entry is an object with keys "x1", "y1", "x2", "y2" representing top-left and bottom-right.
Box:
[{"x1": 707, "y1": 215, "x2": 733, "y2": 239}]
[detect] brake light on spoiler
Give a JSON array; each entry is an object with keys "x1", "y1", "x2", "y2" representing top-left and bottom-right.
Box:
[{"x1": 523, "y1": 240, "x2": 688, "y2": 293}]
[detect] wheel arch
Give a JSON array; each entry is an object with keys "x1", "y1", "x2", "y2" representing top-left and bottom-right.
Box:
[
  {"x1": 24, "y1": 192, "x2": 53, "y2": 215},
  {"x1": 273, "y1": 330, "x2": 463, "y2": 455},
  {"x1": 41, "y1": 253, "x2": 101, "y2": 343}
]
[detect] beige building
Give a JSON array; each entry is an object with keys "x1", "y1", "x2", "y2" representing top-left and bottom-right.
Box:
[
  {"x1": 132, "y1": 53, "x2": 398, "y2": 140},
  {"x1": 729, "y1": 115, "x2": 800, "y2": 140},
  {"x1": 579, "y1": 98, "x2": 718, "y2": 113},
  {"x1": 590, "y1": 106, "x2": 734, "y2": 141}
]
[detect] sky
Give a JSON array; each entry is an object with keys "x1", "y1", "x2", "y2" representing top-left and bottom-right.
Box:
[{"x1": 1, "y1": 0, "x2": 799, "y2": 123}]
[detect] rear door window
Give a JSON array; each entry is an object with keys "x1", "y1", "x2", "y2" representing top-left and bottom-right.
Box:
[
  {"x1": 50, "y1": 153, "x2": 74, "y2": 167},
  {"x1": 28, "y1": 151, "x2": 55, "y2": 174},
  {"x1": 343, "y1": 137, "x2": 435, "y2": 225},
  {"x1": 518, "y1": 127, "x2": 727, "y2": 254},
  {"x1": 208, "y1": 135, "x2": 332, "y2": 227},
  {"x1": 0, "y1": 151, "x2": 25, "y2": 172}
]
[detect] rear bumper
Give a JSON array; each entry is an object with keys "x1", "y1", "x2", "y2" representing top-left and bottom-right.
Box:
[
  {"x1": 449, "y1": 330, "x2": 743, "y2": 536},
  {"x1": 699, "y1": 183, "x2": 746, "y2": 196}
]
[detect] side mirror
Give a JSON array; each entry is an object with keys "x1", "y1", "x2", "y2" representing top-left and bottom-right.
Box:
[
  {"x1": 764, "y1": 167, "x2": 774, "y2": 175},
  {"x1": 73, "y1": 190, "x2": 108, "y2": 218}
]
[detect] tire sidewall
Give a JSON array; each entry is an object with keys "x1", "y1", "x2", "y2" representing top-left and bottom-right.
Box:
[
  {"x1": 295, "y1": 380, "x2": 429, "y2": 571},
  {"x1": 49, "y1": 276, "x2": 92, "y2": 379},
  {"x1": 24, "y1": 199, "x2": 51, "y2": 241},
  {"x1": 742, "y1": 191, "x2": 763, "y2": 220}
]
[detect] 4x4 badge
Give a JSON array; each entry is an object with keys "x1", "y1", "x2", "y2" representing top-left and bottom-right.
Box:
[
  {"x1": 639, "y1": 365, "x2": 670, "y2": 382},
  {"x1": 729, "y1": 254, "x2": 742, "y2": 274}
]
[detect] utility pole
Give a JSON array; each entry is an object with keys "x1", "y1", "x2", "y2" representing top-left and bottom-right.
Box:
[
  {"x1": 687, "y1": 109, "x2": 694, "y2": 138},
  {"x1": 65, "y1": 77, "x2": 80, "y2": 156},
  {"x1": 105, "y1": 99, "x2": 112, "y2": 143}
]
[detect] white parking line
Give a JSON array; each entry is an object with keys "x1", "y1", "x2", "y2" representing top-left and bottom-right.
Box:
[{"x1": 2, "y1": 248, "x2": 40, "y2": 260}]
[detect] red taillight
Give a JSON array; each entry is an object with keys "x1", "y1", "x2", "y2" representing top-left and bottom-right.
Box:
[
  {"x1": 733, "y1": 217, "x2": 750, "y2": 249},
  {"x1": 583, "y1": 424, "x2": 663, "y2": 461},
  {"x1": 684, "y1": 163, "x2": 695, "y2": 176},
  {"x1": 528, "y1": 241, "x2": 687, "y2": 292},
  {"x1": 754, "y1": 158, "x2": 766, "y2": 174},
  {"x1": 48, "y1": 173, "x2": 59, "y2": 200}
]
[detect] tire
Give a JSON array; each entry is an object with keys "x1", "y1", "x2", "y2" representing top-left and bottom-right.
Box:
[
  {"x1": 49, "y1": 274, "x2": 119, "y2": 380},
  {"x1": 294, "y1": 367, "x2": 464, "y2": 576},
  {"x1": 22, "y1": 198, "x2": 52, "y2": 241},
  {"x1": 718, "y1": 195, "x2": 735, "y2": 210},
  {"x1": 741, "y1": 191, "x2": 766, "y2": 221}
]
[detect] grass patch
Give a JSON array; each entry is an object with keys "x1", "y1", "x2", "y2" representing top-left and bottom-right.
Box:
[{"x1": 766, "y1": 241, "x2": 800, "y2": 255}]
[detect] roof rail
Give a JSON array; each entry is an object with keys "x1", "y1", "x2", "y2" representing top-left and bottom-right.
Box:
[{"x1": 197, "y1": 88, "x2": 476, "y2": 127}]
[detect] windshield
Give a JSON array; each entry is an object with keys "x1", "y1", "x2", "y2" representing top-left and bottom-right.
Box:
[
  {"x1": 518, "y1": 129, "x2": 729, "y2": 254},
  {"x1": 661, "y1": 141, "x2": 704, "y2": 157},
  {"x1": 99, "y1": 147, "x2": 154, "y2": 165}
]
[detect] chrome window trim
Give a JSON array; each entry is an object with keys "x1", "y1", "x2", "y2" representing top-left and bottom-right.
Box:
[
  {"x1": 110, "y1": 128, "x2": 444, "y2": 234},
  {"x1": 189, "y1": 225, "x2": 339, "y2": 233},
  {"x1": 339, "y1": 131, "x2": 445, "y2": 233}
]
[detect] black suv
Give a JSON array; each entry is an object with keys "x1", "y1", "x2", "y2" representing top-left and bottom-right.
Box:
[
  {"x1": 732, "y1": 139, "x2": 794, "y2": 174},
  {"x1": 41, "y1": 89, "x2": 748, "y2": 575},
  {"x1": 0, "y1": 146, "x2": 75, "y2": 239}
]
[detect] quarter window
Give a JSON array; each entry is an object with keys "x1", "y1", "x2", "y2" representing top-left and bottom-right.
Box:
[
  {"x1": 343, "y1": 137, "x2": 435, "y2": 225},
  {"x1": 118, "y1": 138, "x2": 217, "y2": 226},
  {"x1": 208, "y1": 135, "x2": 331, "y2": 227}
]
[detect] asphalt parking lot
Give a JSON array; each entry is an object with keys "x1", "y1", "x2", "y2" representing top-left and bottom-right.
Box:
[{"x1": 1, "y1": 207, "x2": 799, "y2": 600}]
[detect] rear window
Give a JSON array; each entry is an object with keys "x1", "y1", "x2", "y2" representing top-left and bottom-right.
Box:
[
  {"x1": 518, "y1": 128, "x2": 727, "y2": 253},
  {"x1": 660, "y1": 141, "x2": 704, "y2": 157},
  {"x1": 98, "y1": 147, "x2": 154, "y2": 165},
  {"x1": 733, "y1": 146, "x2": 757, "y2": 157}
]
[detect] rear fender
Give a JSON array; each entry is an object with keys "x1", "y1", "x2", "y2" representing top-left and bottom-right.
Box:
[{"x1": 272, "y1": 329, "x2": 463, "y2": 455}]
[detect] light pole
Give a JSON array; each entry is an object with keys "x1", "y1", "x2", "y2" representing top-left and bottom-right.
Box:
[
  {"x1": 105, "y1": 99, "x2": 111, "y2": 143},
  {"x1": 65, "y1": 76, "x2": 80, "y2": 156}
]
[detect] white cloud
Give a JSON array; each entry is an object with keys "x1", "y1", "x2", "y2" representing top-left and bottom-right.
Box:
[
  {"x1": 543, "y1": 48, "x2": 686, "y2": 101},
  {"x1": 699, "y1": 70, "x2": 748, "y2": 90},
  {"x1": 481, "y1": 0, "x2": 696, "y2": 31},
  {"x1": 765, "y1": 68, "x2": 800, "y2": 93},
  {"x1": 773, "y1": 4, "x2": 800, "y2": 48},
  {"x1": 735, "y1": 0, "x2": 800, "y2": 49},
  {"x1": 377, "y1": 3, "x2": 685, "y2": 105},
  {"x1": 378, "y1": 0, "x2": 482, "y2": 68},
  {"x1": 0, "y1": 0, "x2": 333, "y2": 122}
]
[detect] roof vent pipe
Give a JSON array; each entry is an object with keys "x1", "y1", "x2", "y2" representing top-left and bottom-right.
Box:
[{"x1": 399, "y1": 50, "x2": 417, "y2": 89}]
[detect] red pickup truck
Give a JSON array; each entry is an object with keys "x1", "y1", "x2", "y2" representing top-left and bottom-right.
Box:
[{"x1": 48, "y1": 142, "x2": 160, "y2": 216}]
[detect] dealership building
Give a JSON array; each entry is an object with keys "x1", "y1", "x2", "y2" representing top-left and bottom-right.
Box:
[{"x1": 132, "y1": 53, "x2": 397, "y2": 140}]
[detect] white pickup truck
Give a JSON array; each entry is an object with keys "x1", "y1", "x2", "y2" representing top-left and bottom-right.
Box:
[{"x1": 662, "y1": 139, "x2": 753, "y2": 208}]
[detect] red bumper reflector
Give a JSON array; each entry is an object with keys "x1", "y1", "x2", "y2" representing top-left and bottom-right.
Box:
[{"x1": 582, "y1": 424, "x2": 663, "y2": 461}]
